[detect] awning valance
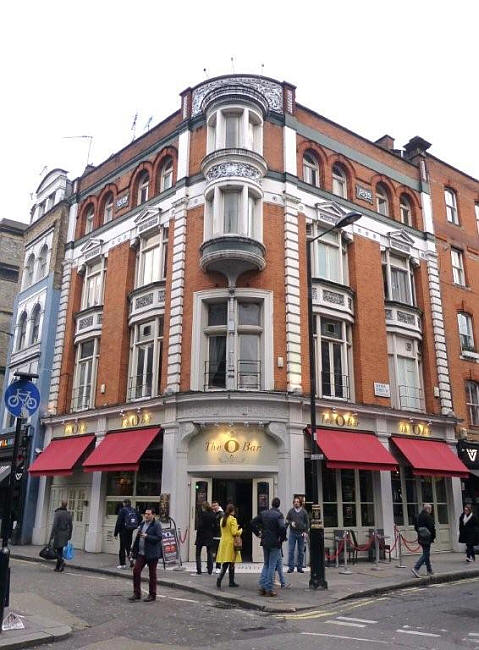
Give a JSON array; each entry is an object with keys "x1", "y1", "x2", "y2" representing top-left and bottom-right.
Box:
[
  {"x1": 82, "y1": 428, "x2": 160, "y2": 473},
  {"x1": 392, "y1": 437, "x2": 469, "y2": 478},
  {"x1": 314, "y1": 428, "x2": 398, "y2": 472},
  {"x1": 29, "y1": 435, "x2": 96, "y2": 477}
]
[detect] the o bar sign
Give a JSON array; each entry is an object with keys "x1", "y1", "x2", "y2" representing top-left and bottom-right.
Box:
[
  {"x1": 321, "y1": 410, "x2": 358, "y2": 428},
  {"x1": 205, "y1": 437, "x2": 262, "y2": 464}
]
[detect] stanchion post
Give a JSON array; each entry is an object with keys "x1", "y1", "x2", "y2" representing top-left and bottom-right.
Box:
[
  {"x1": 338, "y1": 530, "x2": 352, "y2": 575},
  {"x1": 335, "y1": 535, "x2": 340, "y2": 569},
  {"x1": 396, "y1": 528, "x2": 407, "y2": 568},
  {"x1": 371, "y1": 529, "x2": 383, "y2": 571}
]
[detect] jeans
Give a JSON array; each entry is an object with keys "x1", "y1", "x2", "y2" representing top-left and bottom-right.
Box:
[
  {"x1": 195, "y1": 544, "x2": 213, "y2": 574},
  {"x1": 288, "y1": 531, "x2": 305, "y2": 570},
  {"x1": 259, "y1": 547, "x2": 281, "y2": 592},
  {"x1": 466, "y1": 543, "x2": 476, "y2": 560},
  {"x1": 275, "y1": 552, "x2": 285, "y2": 587},
  {"x1": 119, "y1": 529, "x2": 133, "y2": 566},
  {"x1": 133, "y1": 555, "x2": 158, "y2": 597},
  {"x1": 414, "y1": 544, "x2": 432, "y2": 573}
]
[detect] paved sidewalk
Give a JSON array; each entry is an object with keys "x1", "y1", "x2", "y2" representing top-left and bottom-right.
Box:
[
  {"x1": 11, "y1": 545, "x2": 479, "y2": 614},
  {"x1": 0, "y1": 611, "x2": 71, "y2": 649}
]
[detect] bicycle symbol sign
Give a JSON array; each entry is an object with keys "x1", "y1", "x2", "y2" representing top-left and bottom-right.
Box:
[{"x1": 4, "y1": 380, "x2": 40, "y2": 418}]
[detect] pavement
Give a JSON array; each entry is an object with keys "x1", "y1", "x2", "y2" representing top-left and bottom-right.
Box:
[
  {"x1": 10, "y1": 544, "x2": 479, "y2": 616},
  {"x1": 0, "y1": 609, "x2": 71, "y2": 649}
]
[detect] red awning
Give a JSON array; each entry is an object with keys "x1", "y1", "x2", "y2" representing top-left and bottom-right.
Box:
[
  {"x1": 82, "y1": 428, "x2": 160, "y2": 473},
  {"x1": 392, "y1": 437, "x2": 469, "y2": 478},
  {"x1": 314, "y1": 428, "x2": 398, "y2": 471},
  {"x1": 29, "y1": 435, "x2": 95, "y2": 477}
]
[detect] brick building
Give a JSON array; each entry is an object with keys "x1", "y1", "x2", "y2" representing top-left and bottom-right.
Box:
[
  {"x1": 30, "y1": 75, "x2": 471, "y2": 558},
  {"x1": 0, "y1": 170, "x2": 72, "y2": 542}
]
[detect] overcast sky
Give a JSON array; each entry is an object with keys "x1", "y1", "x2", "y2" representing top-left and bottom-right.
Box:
[{"x1": 2, "y1": 1, "x2": 478, "y2": 224}]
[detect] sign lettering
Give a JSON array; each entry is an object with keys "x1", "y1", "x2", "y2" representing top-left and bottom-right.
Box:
[
  {"x1": 321, "y1": 411, "x2": 358, "y2": 428},
  {"x1": 64, "y1": 421, "x2": 87, "y2": 436},
  {"x1": 467, "y1": 448, "x2": 477, "y2": 462},
  {"x1": 356, "y1": 185, "x2": 373, "y2": 203},
  {"x1": 121, "y1": 411, "x2": 151, "y2": 428},
  {"x1": 116, "y1": 194, "x2": 129, "y2": 209},
  {"x1": 399, "y1": 421, "x2": 431, "y2": 436}
]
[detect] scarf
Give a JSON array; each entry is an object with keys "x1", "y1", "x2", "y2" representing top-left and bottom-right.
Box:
[{"x1": 463, "y1": 512, "x2": 473, "y2": 525}]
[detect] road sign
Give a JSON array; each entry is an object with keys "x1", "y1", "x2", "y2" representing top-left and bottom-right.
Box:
[
  {"x1": 4, "y1": 380, "x2": 40, "y2": 418},
  {"x1": 311, "y1": 453, "x2": 324, "y2": 461}
]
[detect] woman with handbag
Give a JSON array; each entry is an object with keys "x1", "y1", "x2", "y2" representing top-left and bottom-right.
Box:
[
  {"x1": 215, "y1": 503, "x2": 242, "y2": 589},
  {"x1": 459, "y1": 504, "x2": 479, "y2": 562}
]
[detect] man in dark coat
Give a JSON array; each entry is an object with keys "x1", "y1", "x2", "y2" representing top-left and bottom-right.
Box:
[
  {"x1": 251, "y1": 497, "x2": 286, "y2": 597},
  {"x1": 412, "y1": 503, "x2": 436, "y2": 577},
  {"x1": 129, "y1": 508, "x2": 163, "y2": 602},
  {"x1": 195, "y1": 502, "x2": 216, "y2": 575},
  {"x1": 50, "y1": 500, "x2": 73, "y2": 572},
  {"x1": 114, "y1": 499, "x2": 140, "y2": 569}
]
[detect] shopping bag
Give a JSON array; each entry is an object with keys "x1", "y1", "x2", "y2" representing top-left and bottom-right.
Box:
[
  {"x1": 63, "y1": 541, "x2": 75, "y2": 560},
  {"x1": 39, "y1": 544, "x2": 57, "y2": 560}
]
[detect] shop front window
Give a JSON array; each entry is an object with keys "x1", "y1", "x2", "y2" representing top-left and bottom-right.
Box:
[
  {"x1": 320, "y1": 466, "x2": 375, "y2": 529},
  {"x1": 105, "y1": 451, "x2": 162, "y2": 515},
  {"x1": 392, "y1": 468, "x2": 448, "y2": 527}
]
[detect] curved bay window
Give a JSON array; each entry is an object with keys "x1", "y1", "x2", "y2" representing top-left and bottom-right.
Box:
[
  {"x1": 136, "y1": 228, "x2": 168, "y2": 287},
  {"x1": 206, "y1": 106, "x2": 263, "y2": 154},
  {"x1": 382, "y1": 251, "x2": 416, "y2": 306},
  {"x1": 388, "y1": 334, "x2": 424, "y2": 411},
  {"x1": 204, "y1": 185, "x2": 261, "y2": 241},
  {"x1": 310, "y1": 225, "x2": 348, "y2": 284},
  {"x1": 128, "y1": 317, "x2": 163, "y2": 400},
  {"x1": 313, "y1": 316, "x2": 351, "y2": 400}
]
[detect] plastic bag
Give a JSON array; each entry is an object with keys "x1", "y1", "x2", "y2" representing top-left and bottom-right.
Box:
[{"x1": 63, "y1": 541, "x2": 75, "y2": 560}]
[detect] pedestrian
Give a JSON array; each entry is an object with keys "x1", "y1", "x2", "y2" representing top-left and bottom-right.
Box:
[
  {"x1": 129, "y1": 508, "x2": 163, "y2": 602},
  {"x1": 411, "y1": 503, "x2": 436, "y2": 577},
  {"x1": 215, "y1": 503, "x2": 242, "y2": 589},
  {"x1": 274, "y1": 546, "x2": 290, "y2": 589},
  {"x1": 251, "y1": 497, "x2": 286, "y2": 597},
  {"x1": 286, "y1": 496, "x2": 309, "y2": 573},
  {"x1": 211, "y1": 500, "x2": 224, "y2": 574},
  {"x1": 114, "y1": 499, "x2": 141, "y2": 569},
  {"x1": 195, "y1": 501, "x2": 216, "y2": 575},
  {"x1": 459, "y1": 504, "x2": 479, "y2": 562},
  {"x1": 49, "y1": 499, "x2": 73, "y2": 573}
]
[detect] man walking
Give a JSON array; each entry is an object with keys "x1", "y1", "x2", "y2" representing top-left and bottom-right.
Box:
[
  {"x1": 251, "y1": 497, "x2": 286, "y2": 597},
  {"x1": 114, "y1": 499, "x2": 140, "y2": 569},
  {"x1": 211, "y1": 500, "x2": 224, "y2": 574},
  {"x1": 50, "y1": 499, "x2": 73, "y2": 572},
  {"x1": 411, "y1": 503, "x2": 436, "y2": 577},
  {"x1": 286, "y1": 496, "x2": 309, "y2": 573},
  {"x1": 129, "y1": 508, "x2": 163, "y2": 602}
]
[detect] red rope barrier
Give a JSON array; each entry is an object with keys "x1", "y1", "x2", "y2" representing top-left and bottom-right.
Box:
[
  {"x1": 325, "y1": 539, "x2": 345, "y2": 561},
  {"x1": 399, "y1": 532, "x2": 421, "y2": 553}
]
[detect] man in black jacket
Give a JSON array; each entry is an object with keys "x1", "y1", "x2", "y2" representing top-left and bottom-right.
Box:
[
  {"x1": 251, "y1": 497, "x2": 286, "y2": 597},
  {"x1": 114, "y1": 499, "x2": 140, "y2": 569},
  {"x1": 286, "y1": 497, "x2": 309, "y2": 573},
  {"x1": 129, "y1": 508, "x2": 163, "y2": 602},
  {"x1": 412, "y1": 503, "x2": 436, "y2": 577}
]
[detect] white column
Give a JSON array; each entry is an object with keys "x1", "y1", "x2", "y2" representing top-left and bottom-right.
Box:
[
  {"x1": 48, "y1": 255, "x2": 72, "y2": 413},
  {"x1": 32, "y1": 425, "x2": 53, "y2": 544},
  {"x1": 84, "y1": 471, "x2": 104, "y2": 552},
  {"x1": 283, "y1": 126, "x2": 297, "y2": 175},
  {"x1": 241, "y1": 185, "x2": 248, "y2": 235},
  {"x1": 284, "y1": 194, "x2": 302, "y2": 392},
  {"x1": 450, "y1": 477, "x2": 463, "y2": 552},
  {"x1": 376, "y1": 471, "x2": 395, "y2": 547},
  {"x1": 241, "y1": 110, "x2": 248, "y2": 149},
  {"x1": 177, "y1": 129, "x2": 190, "y2": 181}
]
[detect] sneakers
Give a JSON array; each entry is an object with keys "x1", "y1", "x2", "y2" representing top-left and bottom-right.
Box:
[
  {"x1": 297, "y1": 568, "x2": 304, "y2": 573},
  {"x1": 117, "y1": 565, "x2": 127, "y2": 569},
  {"x1": 215, "y1": 567, "x2": 221, "y2": 574},
  {"x1": 287, "y1": 568, "x2": 294, "y2": 573},
  {"x1": 411, "y1": 568, "x2": 420, "y2": 578},
  {"x1": 466, "y1": 557, "x2": 473, "y2": 562}
]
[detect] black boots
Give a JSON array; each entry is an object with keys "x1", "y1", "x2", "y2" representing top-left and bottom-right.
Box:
[{"x1": 228, "y1": 564, "x2": 239, "y2": 588}]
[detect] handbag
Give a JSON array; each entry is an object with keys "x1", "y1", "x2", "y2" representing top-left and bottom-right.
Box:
[
  {"x1": 417, "y1": 526, "x2": 431, "y2": 543},
  {"x1": 39, "y1": 544, "x2": 57, "y2": 560},
  {"x1": 233, "y1": 535, "x2": 242, "y2": 551},
  {"x1": 63, "y1": 541, "x2": 75, "y2": 560}
]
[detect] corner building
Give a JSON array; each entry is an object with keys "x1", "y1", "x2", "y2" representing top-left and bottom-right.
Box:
[{"x1": 32, "y1": 76, "x2": 467, "y2": 559}]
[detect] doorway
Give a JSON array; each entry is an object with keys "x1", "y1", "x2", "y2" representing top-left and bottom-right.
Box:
[{"x1": 213, "y1": 478, "x2": 253, "y2": 560}]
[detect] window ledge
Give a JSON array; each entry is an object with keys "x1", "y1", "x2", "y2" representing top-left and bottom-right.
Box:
[{"x1": 461, "y1": 350, "x2": 479, "y2": 361}]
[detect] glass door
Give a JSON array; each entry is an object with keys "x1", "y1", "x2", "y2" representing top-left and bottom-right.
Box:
[{"x1": 252, "y1": 478, "x2": 274, "y2": 562}]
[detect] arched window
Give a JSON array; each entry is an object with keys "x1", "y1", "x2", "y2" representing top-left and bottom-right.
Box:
[
  {"x1": 17, "y1": 311, "x2": 27, "y2": 350},
  {"x1": 332, "y1": 163, "x2": 347, "y2": 198},
  {"x1": 159, "y1": 158, "x2": 173, "y2": 192},
  {"x1": 445, "y1": 188, "x2": 459, "y2": 224},
  {"x1": 30, "y1": 303, "x2": 42, "y2": 344},
  {"x1": 400, "y1": 194, "x2": 413, "y2": 226},
  {"x1": 37, "y1": 244, "x2": 48, "y2": 279},
  {"x1": 376, "y1": 183, "x2": 390, "y2": 216},
  {"x1": 137, "y1": 172, "x2": 150, "y2": 205},
  {"x1": 25, "y1": 253, "x2": 35, "y2": 286},
  {"x1": 303, "y1": 152, "x2": 320, "y2": 187},
  {"x1": 103, "y1": 193, "x2": 114, "y2": 224},
  {"x1": 85, "y1": 205, "x2": 94, "y2": 234}
]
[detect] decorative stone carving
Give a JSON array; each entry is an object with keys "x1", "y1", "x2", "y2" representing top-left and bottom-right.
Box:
[
  {"x1": 135, "y1": 293, "x2": 154, "y2": 309},
  {"x1": 385, "y1": 309, "x2": 393, "y2": 319},
  {"x1": 312, "y1": 288, "x2": 318, "y2": 301},
  {"x1": 158, "y1": 290, "x2": 166, "y2": 304},
  {"x1": 192, "y1": 76, "x2": 283, "y2": 116},
  {"x1": 78, "y1": 316, "x2": 93, "y2": 330},
  {"x1": 206, "y1": 162, "x2": 261, "y2": 182},
  {"x1": 397, "y1": 311, "x2": 415, "y2": 325},
  {"x1": 323, "y1": 290, "x2": 345, "y2": 305}
]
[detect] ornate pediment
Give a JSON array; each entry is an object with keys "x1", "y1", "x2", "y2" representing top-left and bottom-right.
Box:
[
  {"x1": 134, "y1": 207, "x2": 161, "y2": 236},
  {"x1": 388, "y1": 229, "x2": 415, "y2": 254},
  {"x1": 80, "y1": 237, "x2": 103, "y2": 263},
  {"x1": 315, "y1": 200, "x2": 349, "y2": 227}
]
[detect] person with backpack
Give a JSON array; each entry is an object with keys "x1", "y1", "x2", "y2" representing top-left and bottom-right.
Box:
[
  {"x1": 251, "y1": 497, "x2": 286, "y2": 597},
  {"x1": 114, "y1": 499, "x2": 141, "y2": 569},
  {"x1": 411, "y1": 503, "x2": 436, "y2": 577}
]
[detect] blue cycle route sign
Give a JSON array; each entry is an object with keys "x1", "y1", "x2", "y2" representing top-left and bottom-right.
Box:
[{"x1": 4, "y1": 379, "x2": 40, "y2": 418}]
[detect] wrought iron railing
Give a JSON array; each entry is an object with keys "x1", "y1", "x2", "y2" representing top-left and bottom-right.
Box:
[
  {"x1": 70, "y1": 386, "x2": 92, "y2": 412},
  {"x1": 321, "y1": 372, "x2": 350, "y2": 400},
  {"x1": 127, "y1": 373, "x2": 153, "y2": 400},
  {"x1": 238, "y1": 360, "x2": 261, "y2": 390},
  {"x1": 398, "y1": 385, "x2": 424, "y2": 411}
]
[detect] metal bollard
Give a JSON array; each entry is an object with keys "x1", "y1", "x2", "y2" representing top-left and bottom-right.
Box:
[
  {"x1": 371, "y1": 530, "x2": 383, "y2": 571},
  {"x1": 335, "y1": 535, "x2": 340, "y2": 569},
  {"x1": 339, "y1": 530, "x2": 352, "y2": 575},
  {"x1": 396, "y1": 529, "x2": 407, "y2": 568}
]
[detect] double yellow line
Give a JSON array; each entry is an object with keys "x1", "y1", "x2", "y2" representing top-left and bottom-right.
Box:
[{"x1": 278, "y1": 596, "x2": 390, "y2": 620}]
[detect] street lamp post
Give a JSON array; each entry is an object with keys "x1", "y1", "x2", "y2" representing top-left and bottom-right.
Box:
[{"x1": 307, "y1": 211, "x2": 361, "y2": 590}]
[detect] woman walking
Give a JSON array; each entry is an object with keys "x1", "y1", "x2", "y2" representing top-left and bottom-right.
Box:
[
  {"x1": 216, "y1": 504, "x2": 242, "y2": 589},
  {"x1": 195, "y1": 501, "x2": 216, "y2": 575},
  {"x1": 459, "y1": 504, "x2": 479, "y2": 562}
]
